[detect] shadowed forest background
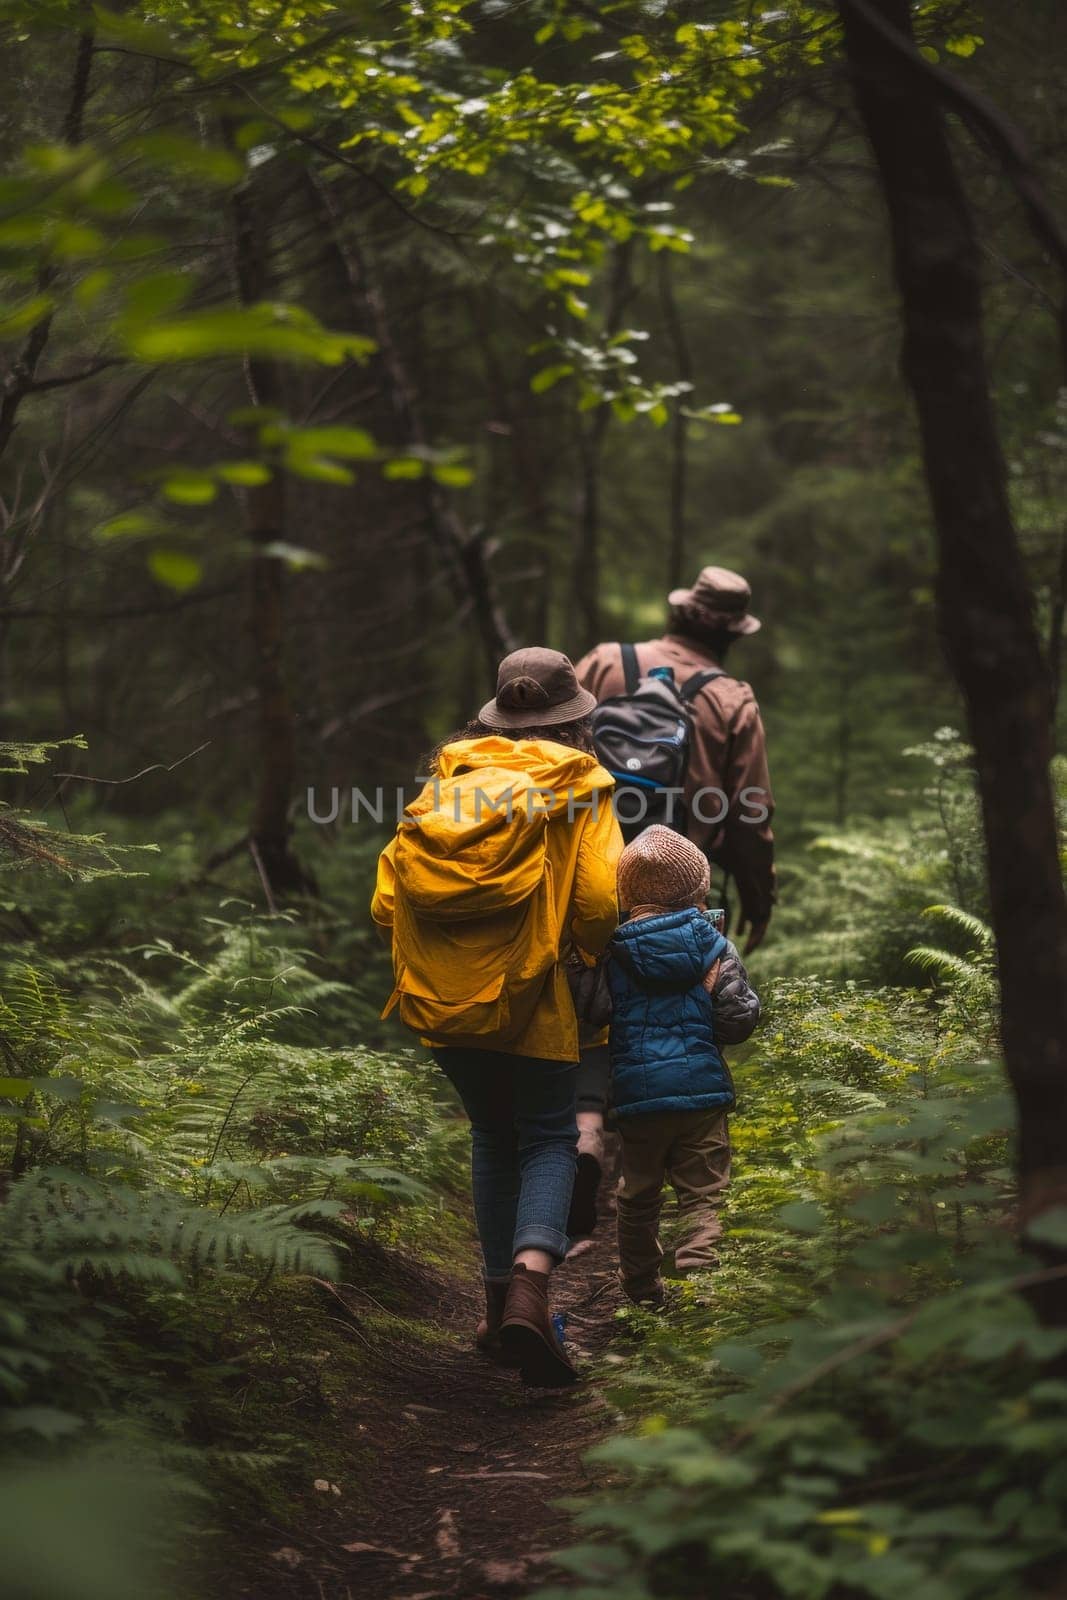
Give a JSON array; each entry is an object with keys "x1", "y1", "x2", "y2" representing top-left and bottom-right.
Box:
[{"x1": 2, "y1": 2, "x2": 1067, "y2": 1598}]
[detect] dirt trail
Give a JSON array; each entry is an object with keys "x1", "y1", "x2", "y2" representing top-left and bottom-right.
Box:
[{"x1": 258, "y1": 1178, "x2": 625, "y2": 1600}]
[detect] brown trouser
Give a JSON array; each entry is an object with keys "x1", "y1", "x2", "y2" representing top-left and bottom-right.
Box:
[{"x1": 616, "y1": 1109, "x2": 731, "y2": 1293}]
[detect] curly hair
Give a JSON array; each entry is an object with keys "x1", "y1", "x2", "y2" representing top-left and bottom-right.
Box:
[{"x1": 425, "y1": 715, "x2": 594, "y2": 774}]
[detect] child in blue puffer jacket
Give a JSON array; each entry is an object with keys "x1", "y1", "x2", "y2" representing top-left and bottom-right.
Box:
[{"x1": 609, "y1": 825, "x2": 760, "y2": 1306}]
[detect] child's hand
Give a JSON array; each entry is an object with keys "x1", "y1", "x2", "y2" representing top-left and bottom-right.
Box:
[{"x1": 702, "y1": 958, "x2": 722, "y2": 994}]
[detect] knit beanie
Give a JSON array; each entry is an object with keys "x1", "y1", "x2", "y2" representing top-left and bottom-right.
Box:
[{"x1": 616, "y1": 825, "x2": 711, "y2": 912}]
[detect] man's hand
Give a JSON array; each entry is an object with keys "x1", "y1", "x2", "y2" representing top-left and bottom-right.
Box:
[
  {"x1": 735, "y1": 864, "x2": 776, "y2": 955},
  {"x1": 736, "y1": 913, "x2": 770, "y2": 956}
]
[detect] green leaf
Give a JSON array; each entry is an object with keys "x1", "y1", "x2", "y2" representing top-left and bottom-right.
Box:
[
  {"x1": 432, "y1": 463, "x2": 474, "y2": 488},
  {"x1": 148, "y1": 550, "x2": 203, "y2": 592},
  {"x1": 383, "y1": 458, "x2": 425, "y2": 480},
  {"x1": 94, "y1": 511, "x2": 161, "y2": 542},
  {"x1": 50, "y1": 221, "x2": 105, "y2": 259},
  {"x1": 945, "y1": 34, "x2": 983, "y2": 57},
  {"x1": 0, "y1": 215, "x2": 48, "y2": 249},
  {"x1": 284, "y1": 425, "x2": 377, "y2": 460},
  {"x1": 0, "y1": 295, "x2": 53, "y2": 340},
  {"x1": 74, "y1": 268, "x2": 113, "y2": 308},
  {"x1": 161, "y1": 474, "x2": 216, "y2": 506},
  {"x1": 122, "y1": 303, "x2": 375, "y2": 367},
  {"x1": 531, "y1": 364, "x2": 573, "y2": 394},
  {"x1": 213, "y1": 460, "x2": 272, "y2": 486},
  {"x1": 283, "y1": 454, "x2": 355, "y2": 486}
]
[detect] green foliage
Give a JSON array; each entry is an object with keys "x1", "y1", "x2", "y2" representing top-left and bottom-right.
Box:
[
  {"x1": 755, "y1": 730, "x2": 988, "y2": 988},
  {"x1": 542, "y1": 857, "x2": 1059, "y2": 1600},
  {"x1": 0, "y1": 2, "x2": 1059, "y2": 1592},
  {"x1": 0, "y1": 811, "x2": 457, "y2": 1590},
  {"x1": 0, "y1": 0, "x2": 825, "y2": 611},
  {"x1": 0, "y1": 739, "x2": 155, "y2": 878},
  {"x1": 0, "y1": 1454, "x2": 187, "y2": 1600}
]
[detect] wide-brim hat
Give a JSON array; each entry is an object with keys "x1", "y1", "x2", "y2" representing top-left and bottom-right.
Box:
[
  {"x1": 479, "y1": 646, "x2": 597, "y2": 729},
  {"x1": 668, "y1": 564, "x2": 761, "y2": 635}
]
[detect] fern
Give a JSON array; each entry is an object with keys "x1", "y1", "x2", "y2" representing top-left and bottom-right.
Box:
[
  {"x1": 918, "y1": 901, "x2": 995, "y2": 952},
  {"x1": 0, "y1": 736, "x2": 87, "y2": 775},
  {"x1": 908, "y1": 945, "x2": 987, "y2": 985},
  {"x1": 906, "y1": 902, "x2": 998, "y2": 1030},
  {"x1": 5, "y1": 1168, "x2": 340, "y2": 1280},
  {"x1": 0, "y1": 796, "x2": 442, "y2": 1541}
]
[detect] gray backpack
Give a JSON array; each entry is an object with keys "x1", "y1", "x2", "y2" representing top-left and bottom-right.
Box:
[{"x1": 591, "y1": 643, "x2": 725, "y2": 842}]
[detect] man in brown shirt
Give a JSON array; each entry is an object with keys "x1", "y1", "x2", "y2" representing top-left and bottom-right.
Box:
[{"x1": 575, "y1": 564, "x2": 776, "y2": 951}]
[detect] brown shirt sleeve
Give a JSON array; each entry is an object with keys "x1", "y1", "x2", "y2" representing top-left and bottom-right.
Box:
[{"x1": 689, "y1": 685, "x2": 775, "y2": 927}]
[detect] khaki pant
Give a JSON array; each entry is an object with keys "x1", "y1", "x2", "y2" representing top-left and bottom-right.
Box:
[{"x1": 616, "y1": 1109, "x2": 731, "y2": 1294}]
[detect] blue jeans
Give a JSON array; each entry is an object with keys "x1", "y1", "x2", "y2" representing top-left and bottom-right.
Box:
[{"x1": 434, "y1": 1049, "x2": 578, "y2": 1279}]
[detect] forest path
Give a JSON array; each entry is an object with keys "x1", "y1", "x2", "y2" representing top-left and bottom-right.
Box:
[{"x1": 257, "y1": 1175, "x2": 625, "y2": 1600}]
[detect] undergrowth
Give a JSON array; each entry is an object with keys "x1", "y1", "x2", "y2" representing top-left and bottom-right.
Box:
[
  {"x1": 5, "y1": 735, "x2": 1066, "y2": 1598},
  {"x1": 544, "y1": 757, "x2": 1067, "y2": 1600},
  {"x1": 0, "y1": 745, "x2": 465, "y2": 1595}
]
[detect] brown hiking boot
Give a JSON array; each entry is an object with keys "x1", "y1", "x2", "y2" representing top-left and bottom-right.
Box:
[
  {"x1": 500, "y1": 1265, "x2": 579, "y2": 1388},
  {"x1": 475, "y1": 1278, "x2": 512, "y2": 1362}
]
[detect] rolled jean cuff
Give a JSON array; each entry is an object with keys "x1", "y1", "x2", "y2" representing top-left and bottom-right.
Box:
[{"x1": 513, "y1": 1223, "x2": 569, "y2": 1261}]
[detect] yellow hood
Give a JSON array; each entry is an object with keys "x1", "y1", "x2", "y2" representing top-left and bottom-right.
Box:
[{"x1": 395, "y1": 738, "x2": 614, "y2": 922}]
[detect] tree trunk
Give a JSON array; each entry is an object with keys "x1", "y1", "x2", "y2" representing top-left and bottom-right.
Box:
[
  {"x1": 468, "y1": 289, "x2": 552, "y2": 647},
  {"x1": 659, "y1": 253, "x2": 691, "y2": 591},
  {"x1": 840, "y1": 0, "x2": 1067, "y2": 1314},
  {"x1": 0, "y1": 28, "x2": 93, "y2": 466},
  {"x1": 309, "y1": 174, "x2": 516, "y2": 690},
  {"x1": 1048, "y1": 520, "x2": 1067, "y2": 722},
  {"x1": 231, "y1": 167, "x2": 312, "y2": 900}
]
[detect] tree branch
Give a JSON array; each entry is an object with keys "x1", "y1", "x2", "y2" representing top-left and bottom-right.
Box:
[
  {"x1": 26, "y1": 357, "x2": 126, "y2": 394},
  {"x1": 847, "y1": 0, "x2": 1067, "y2": 365}
]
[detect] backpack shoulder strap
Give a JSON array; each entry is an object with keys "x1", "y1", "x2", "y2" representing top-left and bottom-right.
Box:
[
  {"x1": 619, "y1": 642, "x2": 640, "y2": 696},
  {"x1": 679, "y1": 666, "x2": 727, "y2": 703}
]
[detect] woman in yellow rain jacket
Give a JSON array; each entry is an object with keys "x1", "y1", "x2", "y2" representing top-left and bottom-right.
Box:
[{"x1": 372, "y1": 648, "x2": 621, "y2": 1386}]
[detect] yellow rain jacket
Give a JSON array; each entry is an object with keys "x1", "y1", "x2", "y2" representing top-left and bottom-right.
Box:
[{"x1": 372, "y1": 737, "x2": 622, "y2": 1061}]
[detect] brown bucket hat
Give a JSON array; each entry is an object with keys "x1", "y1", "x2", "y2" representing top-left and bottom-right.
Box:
[
  {"x1": 668, "y1": 564, "x2": 761, "y2": 636},
  {"x1": 479, "y1": 647, "x2": 597, "y2": 730}
]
